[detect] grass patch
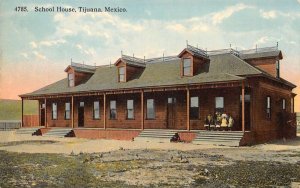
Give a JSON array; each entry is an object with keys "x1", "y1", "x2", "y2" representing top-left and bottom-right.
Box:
[
  {"x1": 0, "y1": 99, "x2": 38, "y2": 120},
  {"x1": 0, "y1": 151, "x2": 137, "y2": 188}
]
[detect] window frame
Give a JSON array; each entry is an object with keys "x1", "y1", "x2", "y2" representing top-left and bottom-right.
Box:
[
  {"x1": 266, "y1": 96, "x2": 271, "y2": 119},
  {"x1": 68, "y1": 73, "x2": 74, "y2": 87},
  {"x1": 282, "y1": 98, "x2": 286, "y2": 111},
  {"x1": 146, "y1": 99, "x2": 155, "y2": 120},
  {"x1": 118, "y1": 66, "x2": 125, "y2": 82},
  {"x1": 276, "y1": 60, "x2": 280, "y2": 78},
  {"x1": 126, "y1": 99, "x2": 134, "y2": 120},
  {"x1": 65, "y1": 102, "x2": 71, "y2": 120},
  {"x1": 190, "y1": 96, "x2": 199, "y2": 120},
  {"x1": 52, "y1": 102, "x2": 58, "y2": 120},
  {"x1": 183, "y1": 58, "x2": 192, "y2": 76},
  {"x1": 93, "y1": 101, "x2": 100, "y2": 120},
  {"x1": 109, "y1": 100, "x2": 117, "y2": 120},
  {"x1": 215, "y1": 97, "x2": 224, "y2": 113}
]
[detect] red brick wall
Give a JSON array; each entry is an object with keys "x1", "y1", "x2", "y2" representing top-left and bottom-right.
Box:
[
  {"x1": 74, "y1": 96, "x2": 104, "y2": 128},
  {"x1": 46, "y1": 98, "x2": 72, "y2": 128},
  {"x1": 246, "y1": 58, "x2": 277, "y2": 77},
  {"x1": 249, "y1": 78, "x2": 293, "y2": 143},
  {"x1": 73, "y1": 129, "x2": 141, "y2": 140},
  {"x1": 189, "y1": 88, "x2": 241, "y2": 130},
  {"x1": 178, "y1": 132, "x2": 197, "y2": 142},
  {"x1": 106, "y1": 93, "x2": 142, "y2": 129},
  {"x1": 23, "y1": 115, "x2": 39, "y2": 127}
]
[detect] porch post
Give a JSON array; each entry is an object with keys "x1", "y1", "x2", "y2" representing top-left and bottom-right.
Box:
[
  {"x1": 71, "y1": 96, "x2": 74, "y2": 128},
  {"x1": 44, "y1": 98, "x2": 47, "y2": 128},
  {"x1": 242, "y1": 81, "x2": 245, "y2": 132},
  {"x1": 21, "y1": 98, "x2": 24, "y2": 128},
  {"x1": 141, "y1": 90, "x2": 144, "y2": 130},
  {"x1": 103, "y1": 93, "x2": 106, "y2": 129},
  {"x1": 186, "y1": 88, "x2": 190, "y2": 131},
  {"x1": 38, "y1": 100, "x2": 40, "y2": 126}
]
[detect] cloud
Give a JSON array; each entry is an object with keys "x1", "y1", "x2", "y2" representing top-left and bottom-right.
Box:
[
  {"x1": 260, "y1": 9, "x2": 300, "y2": 20},
  {"x1": 20, "y1": 52, "x2": 28, "y2": 59},
  {"x1": 32, "y1": 51, "x2": 47, "y2": 60},
  {"x1": 29, "y1": 39, "x2": 66, "y2": 49},
  {"x1": 39, "y1": 39, "x2": 66, "y2": 47},
  {"x1": 211, "y1": 3, "x2": 252, "y2": 25},
  {"x1": 76, "y1": 44, "x2": 96, "y2": 56},
  {"x1": 166, "y1": 23, "x2": 186, "y2": 32},
  {"x1": 260, "y1": 10, "x2": 277, "y2": 19},
  {"x1": 30, "y1": 41, "x2": 38, "y2": 48},
  {"x1": 298, "y1": 0, "x2": 300, "y2": 4}
]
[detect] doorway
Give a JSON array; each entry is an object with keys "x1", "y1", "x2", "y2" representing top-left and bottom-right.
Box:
[
  {"x1": 40, "y1": 103, "x2": 45, "y2": 126},
  {"x1": 167, "y1": 97, "x2": 176, "y2": 129},
  {"x1": 240, "y1": 94, "x2": 251, "y2": 131},
  {"x1": 78, "y1": 102, "x2": 84, "y2": 127}
]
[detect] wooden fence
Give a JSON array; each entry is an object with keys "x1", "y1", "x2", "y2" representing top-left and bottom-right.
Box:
[{"x1": 0, "y1": 120, "x2": 21, "y2": 130}]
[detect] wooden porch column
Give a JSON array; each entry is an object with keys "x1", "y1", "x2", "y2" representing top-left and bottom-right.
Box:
[
  {"x1": 186, "y1": 88, "x2": 190, "y2": 131},
  {"x1": 21, "y1": 98, "x2": 24, "y2": 128},
  {"x1": 103, "y1": 93, "x2": 106, "y2": 129},
  {"x1": 38, "y1": 100, "x2": 40, "y2": 126},
  {"x1": 242, "y1": 81, "x2": 245, "y2": 132},
  {"x1": 44, "y1": 98, "x2": 47, "y2": 128},
  {"x1": 71, "y1": 96, "x2": 74, "y2": 128},
  {"x1": 141, "y1": 90, "x2": 144, "y2": 130}
]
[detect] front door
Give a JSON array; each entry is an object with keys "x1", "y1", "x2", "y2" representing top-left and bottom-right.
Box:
[
  {"x1": 167, "y1": 97, "x2": 176, "y2": 129},
  {"x1": 40, "y1": 103, "x2": 45, "y2": 126},
  {"x1": 240, "y1": 94, "x2": 251, "y2": 131},
  {"x1": 78, "y1": 102, "x2": 84, "y2": 127}
]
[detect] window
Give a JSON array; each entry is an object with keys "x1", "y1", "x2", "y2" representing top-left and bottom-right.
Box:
[
  {"x1": 52, "y1": 103, "x2": 57, "y2": 120},
  {"x1": 68, "y1": 73, "x2": 74, "y2": 87},
  {"x1": 276, "y1": 61, "x2": 280, "y2": 78},
  {"x1": 119, "y1": 67, "x2": 125, "y2": 82},
  {"x1": 93, "y1": 101, "x2": 100, "y2": 119},
  {"x1": 215, "y1": 97, "x2": 224, "y2": 113},
  {"x1": 110, "y1": 100, "x2": 117, "y2": 119},
  {"x1": 126, "y1": 100, "x2": 134, "y2": 119},
  {"x1": 65, "y1": 102, "x2": 70, "y2": 120},
  {"x1": 40, "y1": 103, "x2": 45, "y2": 109},
  {"x1": 183, "y1": 58, "x2": 192, "y2": 76},
  {"x1": 190, "y1": 97, "x2": 199, "y2": 119},
  {"x1": 146, "y1": 99, "x2": 155, "y2": 119},
  {"x1": 282, "y1": 99, "x2": 286, "y2": 110},
  {"x1": 266, "y1": 96, "x2": 271, "y2": 119},
  {"x1": 79, "y1": 102, "x2": 84, "y2": 107}
]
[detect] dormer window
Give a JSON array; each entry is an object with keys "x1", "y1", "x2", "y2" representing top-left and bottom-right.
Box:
[
  {"x1": 183, "y1": 58, "x2": 192, "y2": 76},
  {"x1": 68, "y1": 73, "x2": 74, "y2": 87},
  {"x1": 118, "y1": 67, "x2": 125, "y2": 82}
]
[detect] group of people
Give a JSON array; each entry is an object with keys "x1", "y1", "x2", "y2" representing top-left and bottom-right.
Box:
[{"x1": 204, "y1": 112, "x2": 234, "y2": 131}]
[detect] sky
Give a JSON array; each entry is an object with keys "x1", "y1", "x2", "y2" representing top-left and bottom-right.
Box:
[{"x1": 0, "y1": 0, "x2": 299, "y2": 111}]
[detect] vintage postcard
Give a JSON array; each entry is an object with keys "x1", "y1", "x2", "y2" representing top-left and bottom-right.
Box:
[{"x1": 0, "y1": 0, "x2": 300, "y2": 187}]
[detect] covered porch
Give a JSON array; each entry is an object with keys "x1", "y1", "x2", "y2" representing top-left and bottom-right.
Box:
[{"x1": 21, "y1": 80, "x2": 251, "y2": 133}]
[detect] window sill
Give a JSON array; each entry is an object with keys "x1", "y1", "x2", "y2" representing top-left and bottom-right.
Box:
[
  {"x1": 145, "y1": 118, "x2": 156, "y2": 120},
  {"x1": 126, "y1": 118, "x2": 135, "y2": 120}
]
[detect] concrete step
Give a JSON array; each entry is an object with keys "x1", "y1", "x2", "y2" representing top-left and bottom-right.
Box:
[
  {"x1": 194, "y1": 137, "x2": 242, "y2": 141},
  {"x1": 43, "y1": 128, "x2": 72, "y2": 137},
  {"x1": 193, "y1": 140, "x2": 240, "y2": 147},
  {"x1": 193, "y1": 131, "x2": 244, "y2": 146},
  {"x1": 135, "y1": 129, "x2": 181, "y2": 142},
  {"x1": 16, "y1": 128, "x2": 40, "y2": 135}
]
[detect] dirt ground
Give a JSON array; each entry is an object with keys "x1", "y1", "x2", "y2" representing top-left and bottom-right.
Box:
[{"x1": 0, "y1": 131, "x2": 300, "y2": 187}]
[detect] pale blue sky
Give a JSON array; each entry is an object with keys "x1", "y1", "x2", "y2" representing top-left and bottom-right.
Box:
[{"x1": 0, "y1": 0, "x2": 299, "y2": 107}]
